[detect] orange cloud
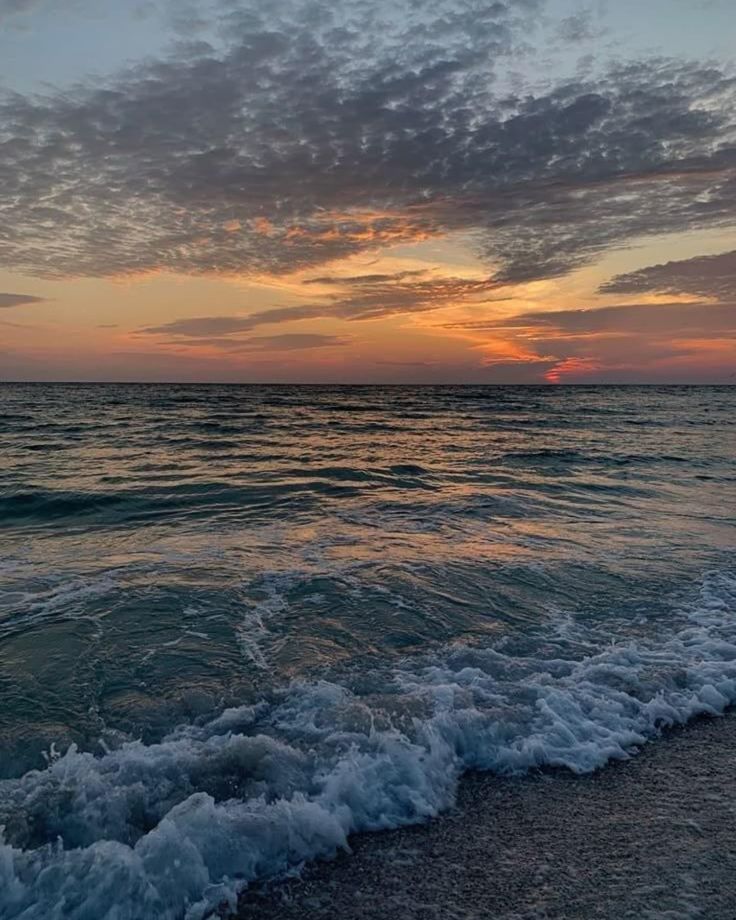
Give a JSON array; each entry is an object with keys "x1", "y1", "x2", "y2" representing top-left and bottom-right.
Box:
[
  {"x1": 545, "y1": 356, "x2": 601, "y2": 383},
  {"x1": 282, "y1": 213, "x2": 439, "y2": 247},
  {"x1": 252, "y1": 217, "x2": 275, "y2": 236}
]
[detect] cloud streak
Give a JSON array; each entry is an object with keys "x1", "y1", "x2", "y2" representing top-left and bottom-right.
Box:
[
  {"x1": 138, "y1": 270, "x2": 501, "y2": 344},
  {"x1": 162, "y1": 332, "x2": 348, "y2": 351},
  {"x1": 601, "y1": 249, "x2": 736, "y2": 301},
  {"x1": 471, "y1": 300, "x2": 736, "y2": 335},
  {"x1": 0, "y1": 293, "x2": 45, "y2": 308}
]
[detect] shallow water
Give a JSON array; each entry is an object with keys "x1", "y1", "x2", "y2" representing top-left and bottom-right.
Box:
[{"x1": 0, "y1": 384, "x2": 734, "y2": 919}]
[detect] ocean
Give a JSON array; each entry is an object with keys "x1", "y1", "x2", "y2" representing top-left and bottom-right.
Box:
[{"x1": 1, "y1": 383, "x2": 734, "y2": 919}]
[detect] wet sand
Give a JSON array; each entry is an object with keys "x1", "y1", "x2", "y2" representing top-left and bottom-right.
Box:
[{"x1": 235, "y1": 713, "x2": 736, "y2": 919}]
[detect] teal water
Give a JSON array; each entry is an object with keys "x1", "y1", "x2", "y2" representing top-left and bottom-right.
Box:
[{"x1": 1, "y1": 384, "x2": 734, "y2": 919}]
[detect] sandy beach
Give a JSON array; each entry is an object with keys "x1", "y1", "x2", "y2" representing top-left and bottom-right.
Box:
[{"x1": 236, "y1": 712, "x2": 736, "y2": 919}]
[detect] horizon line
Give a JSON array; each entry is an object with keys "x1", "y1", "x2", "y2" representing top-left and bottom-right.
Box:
[{"x1": 1, "y1": 380, "x2": 733, "y2": 387}]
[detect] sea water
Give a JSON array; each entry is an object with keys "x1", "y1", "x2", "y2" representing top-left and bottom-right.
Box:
[{"x1": 0, "y1": 384, "x2": 734, "y2": 919}]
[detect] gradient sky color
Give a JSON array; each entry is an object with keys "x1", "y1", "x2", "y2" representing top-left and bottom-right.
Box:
[{"x1": 1, "y1": 0, "x2": 735, "y2": 383}]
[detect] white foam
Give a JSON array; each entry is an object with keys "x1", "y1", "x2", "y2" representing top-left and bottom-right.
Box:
[
  {"x1": 1, "y1": 570, "x2": 735, "y2": 920},
  {"x1": 235, "y1": 572, "x2": 298, "y2": 669}
]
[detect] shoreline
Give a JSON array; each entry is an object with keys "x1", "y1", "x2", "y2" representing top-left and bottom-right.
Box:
[{"x1": 235, "y1": 711, "x2": 736, "y2": 919}]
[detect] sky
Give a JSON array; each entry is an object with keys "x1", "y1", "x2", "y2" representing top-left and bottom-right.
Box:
[{"x1": 0, "y1": 0, "x2": 735, "y2": 383}]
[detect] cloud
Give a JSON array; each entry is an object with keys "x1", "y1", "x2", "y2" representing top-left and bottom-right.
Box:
[
  {"x1": 232, "y1": 333, "x2": 347, "y2": 351},
  {"x1": 600, "y1": 249, "x2": 736, "y2": 301},
  {"x1": 473, "y1": 300, "x2": 736, "y2": 335},
  {"x1": 0, "y1": 0, "x2": 733, "y2": 287},
  {"x1": 302, "y1": 270, "x2": 427, "y2": 286},
  {"x1": 141, "y1": 315, "x2": 268, "y2": 337},
  {"x1": 0, "y1": 292, "x2": 45, "y2": 308},
  {"x1": 452, "y1": 299, "x2": 736, "y2": 381},
  {"x1": 139, "y1": 306, "x2": 324, "y2": 338},
  {"x1": 0, "y1": 0, "x2": 99, "y2": 22},
  {"x1": 163, "y1": 332, "x2": 348, "y2": 351},
  {"x1": 556, "y1": 10, "x2": 598, "y2": 43},
  {"x1": 138, "y1": 270, "x2": 501, "y2": 344},
  {"x1": 0, "y1": 0, "x2": 159, "y2": 21},
  {"x1": 312, "y1": 273, "x2": 500, "y2": 321},
  {"x1": 374, "y1": 360, "x2": 437, "y2": 367},
  {"x1": 0, "y1": 0, "x2": 40, "y2": 16}
]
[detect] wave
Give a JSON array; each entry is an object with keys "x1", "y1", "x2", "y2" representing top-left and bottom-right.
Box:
[
  {"x1": 1, "y1": 570, "x2": 735, "y2": 920},
  {"x1": 0, "y1": 489, "x2": 125, "y2": 522},
  {"x1": 0, "y1": 468, "x2": 441, "y2": 526},
  {"x1": 0, "y1": 481, "x2": 359, "y2": 525}
]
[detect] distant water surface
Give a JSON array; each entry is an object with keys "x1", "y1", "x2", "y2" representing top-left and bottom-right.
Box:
[{"x1": 0, "y1": 384, "x2": 734, "y2": 919}]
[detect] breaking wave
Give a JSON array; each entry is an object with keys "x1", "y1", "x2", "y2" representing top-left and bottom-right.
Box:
[{"x1": 2, "y1": 570, "x2": 735, "y2": 920}]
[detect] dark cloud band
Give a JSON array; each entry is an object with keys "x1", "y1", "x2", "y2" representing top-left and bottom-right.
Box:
[
  {"x1": 0, "y1": 292, "x2": 45, "y2": 308},
  {"x1": 601, "y1": 249, "x2": 736, "y2": 301},
  {"x1": 0, "y1": 0, "x2": 733, "y2": 290}
]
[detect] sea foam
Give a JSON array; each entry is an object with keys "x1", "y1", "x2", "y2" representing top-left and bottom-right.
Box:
[{"x1": 1, "y1": 570, "x2": 735, "y2": 920}]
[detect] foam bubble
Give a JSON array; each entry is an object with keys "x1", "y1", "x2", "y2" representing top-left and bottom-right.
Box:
[{"x1": 1, "y1": 570, "x2": 735, "y2": 920}]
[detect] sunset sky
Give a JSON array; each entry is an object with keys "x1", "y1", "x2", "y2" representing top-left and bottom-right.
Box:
[{"x1": 1, "y1": 0, "x2": 735, "y2": 383}]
